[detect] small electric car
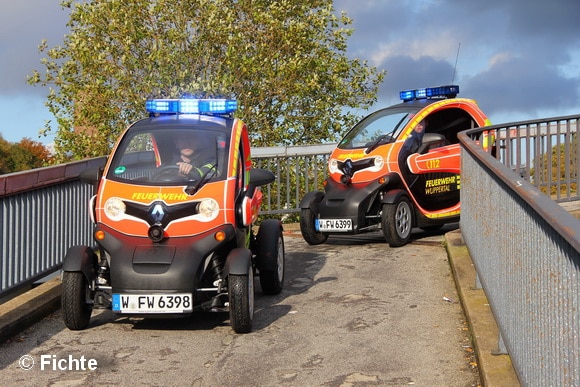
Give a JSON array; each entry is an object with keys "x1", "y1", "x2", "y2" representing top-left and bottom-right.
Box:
[
  {"x1": 299, "y1": 85, "x2": 492, "y2": 247},
  {"x1": 62, "y1": 97, "x2": 285, "y2": 333}
]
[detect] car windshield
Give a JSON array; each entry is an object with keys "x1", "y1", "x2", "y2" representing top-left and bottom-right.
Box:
[
  {"x1": 337, "y1": 110, "x2": 415, "y2": 150},
  {"x1": 107, "y1": 127, "x2": 228, "y2": 186}
]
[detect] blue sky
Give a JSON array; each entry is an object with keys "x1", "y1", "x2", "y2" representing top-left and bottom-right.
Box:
[{"x1": 1, "y1": 0, "x2": 579, "y2": 146}]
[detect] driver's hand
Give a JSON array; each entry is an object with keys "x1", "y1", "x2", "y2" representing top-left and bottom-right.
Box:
[{"x1": 176, "y1": 162, "x2": 193, "y2": 176}]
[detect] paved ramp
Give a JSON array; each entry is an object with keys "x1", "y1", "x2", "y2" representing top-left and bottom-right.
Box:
[{"x1": 0, "y1": 230, "x2": 479, "y2": 386}]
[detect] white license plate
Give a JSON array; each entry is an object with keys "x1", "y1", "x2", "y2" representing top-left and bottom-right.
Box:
[
  {"x1": 112, "y1": 293, "x2": 193, "y2": 313},
  {"x1": 317, "y1": 218, "x2": 353, "y2": 232}
]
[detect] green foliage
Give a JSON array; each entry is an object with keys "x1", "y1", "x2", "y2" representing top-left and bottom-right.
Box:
[
  {"x1": 533, "y1": 133, "x2": 578, "y2": 196},
  {"x1": 0, "y1": 135, "x2": 53, "y2": 174},
  {"x1": 28, "y1": 0, "x2": 384, "y2": 162}
]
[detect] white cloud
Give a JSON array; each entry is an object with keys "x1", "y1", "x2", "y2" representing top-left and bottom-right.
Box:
[
  {"x1": 2, "y1": 0, "x2": 580, "y2": 144},
  {"x1": 334, "y1": 0, "x2": 580, "y2": 122}
]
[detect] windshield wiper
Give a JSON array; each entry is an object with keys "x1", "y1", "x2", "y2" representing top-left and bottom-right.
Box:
[
  {"x1": 364, "y1": 114, "x2": 408, "y2": 154},
  {"x1": 365, "y1": 134, "x2": 393, "y2": 154},
  {"x1": 184, "y1": 164, "x2": 217, "y2": 195}
]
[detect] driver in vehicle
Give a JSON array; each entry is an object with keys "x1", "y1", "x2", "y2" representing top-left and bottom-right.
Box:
[
  {"x1": 173, "y1": 133, "x2": 215, "y2": 179},
  {"x1": 400, "y1": 118, "x2": 426, "y2": 157},
  {"x1": 397, "y1": 118, "x2": 426, "y2": 185}
]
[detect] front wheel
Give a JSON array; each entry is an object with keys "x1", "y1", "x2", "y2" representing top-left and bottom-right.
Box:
[
  {"x1": 382, "y1": 196, "x2": 413, "y2": 247},
  {"x1": 229, "y1": 272, "x2": 254, "y2": 334},
  {"x1": 300, "y1": 208, "x2": 328, "y2": 245},
  {"x1": 62, "y1": 272, "x2": 92, "y2": 330}
]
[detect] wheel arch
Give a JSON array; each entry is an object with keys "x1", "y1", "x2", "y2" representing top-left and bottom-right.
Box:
[
  {"x1": 62, "y1": 245, "x2": 98, "y2": 283},
  {"x1": 299, "y1": 190, "x2": 325, "y2": 210},
  {"x1": 381, "y1": 188, "x2": 409, "y2": 205},
  {"x1": 224, "y1": 247, "x2": 252, "y2": 277}
]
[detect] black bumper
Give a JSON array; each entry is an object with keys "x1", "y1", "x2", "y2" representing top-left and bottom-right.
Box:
[
  {"x1": 318, "y1": 174, "x2": 398, "y2": 233},
  {"x1": 95, "y1": 223, "x2": 236, "y2": 293}
]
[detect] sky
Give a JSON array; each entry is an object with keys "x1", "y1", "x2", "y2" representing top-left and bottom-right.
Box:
[{"x1": 1, "y1": 0, "x2": 579, "y2": 146}]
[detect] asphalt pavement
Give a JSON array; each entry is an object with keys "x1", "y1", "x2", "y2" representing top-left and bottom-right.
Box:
[{"x1": 0, "y1": 225, "x2": 519, "y2": 386}]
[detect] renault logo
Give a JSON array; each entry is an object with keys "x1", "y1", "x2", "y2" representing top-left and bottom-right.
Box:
[{"x1": 150, "y1": 203, "x2": 165, "y2": 223}]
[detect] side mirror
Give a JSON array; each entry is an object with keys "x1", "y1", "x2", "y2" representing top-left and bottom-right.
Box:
[
  {"x1": 79, "y1": 167, "x2": 103, "y2": 185},
  {"x1": 417, "y1": 133, "x2": 447, "y2": 154},
  {"x1": 249, "y1": 168, "x2": 275, "y2": 187}
]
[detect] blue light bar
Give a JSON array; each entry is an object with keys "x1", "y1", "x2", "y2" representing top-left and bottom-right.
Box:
[
  {"x1": 146, "y1": 98, "x2": 237, "y2": 115},
  {"x1": 399, "y1": 90, "x2": 416, "y2": 101},
  {"x1": 415, "y1": 88, "x2": 427, "y2": 99},
  {"x1": 426, "y1": 85, "x2": 459, "y2": 98},
  {"x1": 399, "y1": 85, "x2": 459, "y2": 102}
]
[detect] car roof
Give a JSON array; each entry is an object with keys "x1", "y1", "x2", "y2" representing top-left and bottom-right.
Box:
[
  {"x1": 128, "y1": 114, "x2": 236, "y2": 133},
  {"x1": 377, "y1": 98, "x2": 446, "y2": 112}
]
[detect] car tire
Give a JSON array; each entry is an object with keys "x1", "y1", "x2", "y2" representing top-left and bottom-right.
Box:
[
  {"x1": 300, "y1": 208, "x2": 328, "y2": 245},
  {"x1": 256, "y1": 220, "x2": 285, "y2": 295},
  {"x1": 382, "y1": 196, "x2": 413, "y2": 247},
  {"x1": 62, "y1": 271, "x2": 92, "y2": 330},
  {"x1": 229, "y1": 272, "x2": 254, "y2": 334}
]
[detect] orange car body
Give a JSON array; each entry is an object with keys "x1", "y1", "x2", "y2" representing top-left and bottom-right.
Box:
[
  {"x1": 92, "y1": 117, "x2": 261, "y2": 237},
  {"x1": 300, "y1": 86, "x2": 492, "y2": 246},
  {"x1": 62, "y1": 98, "x2": 284, "y2": 333}
]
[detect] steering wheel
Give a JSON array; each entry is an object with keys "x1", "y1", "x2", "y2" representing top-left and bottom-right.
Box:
[{"x1": 152, "y1": 165, "x2": 188, "y2": 182}]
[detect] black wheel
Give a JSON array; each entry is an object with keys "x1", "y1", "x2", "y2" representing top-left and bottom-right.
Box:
[
  {"x1": 62, "y1": 271, "x2": 92, "y2": 330},
  {"x1": 256, "y1": 220, "x2": 285, "y2": 295},
  {"x1": 229, "y1": 272, "x2": 254, "y2": 334},
  {"x1": 382, "y1": 196, "x2": 413, "y2": 247},
  {"x1": 300, "y1": 208, "x2": 328, "y2": 245}
]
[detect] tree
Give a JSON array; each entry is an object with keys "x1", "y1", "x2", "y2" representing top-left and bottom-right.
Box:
[
  {"x1": 0, "y1": 135, "x2": 10, "y2": 174},
  {"x1": 28, "y1": 0, "x2": 384, "y2": 162},
  {"x1": 533, "y1": 133, "x2": 578, "y2": 197},
  {"x1": 0, "y1": 135, "x2": 53, "y2": 174}
]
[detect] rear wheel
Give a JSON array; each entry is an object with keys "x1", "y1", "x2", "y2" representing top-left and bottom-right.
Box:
[
  {"x1": 229, "y1": 272, "x2": 254, "y2": 334},
  {"x1": 62, "y1": 271, "x2": 92, "y2": 330},
  {"x1": 382, "y1": 196, "x2": 413, "y2": 247},
  {"x1": 300, "y1": 208, "x2": 328, "y2": 245},
  {"x1": 256, "y1": 220, "x2": 285, "y2": 295}
]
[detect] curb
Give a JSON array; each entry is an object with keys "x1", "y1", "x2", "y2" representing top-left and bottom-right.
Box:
[
  {"x1": 0, "y1": 276, "x2": 62, "y2": 344},
  {"x1": 444, "y1": 229, "x2": 520, "y2": 386}
]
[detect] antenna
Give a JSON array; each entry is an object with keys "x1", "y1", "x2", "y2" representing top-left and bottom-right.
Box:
[{"x1": 451, "y1": 42, "x2": 461, "y2": 84}]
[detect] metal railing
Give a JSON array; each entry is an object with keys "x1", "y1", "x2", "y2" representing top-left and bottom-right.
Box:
[
  {"x1": 458, "y1": 115, "x2": 580, "y2": 385},
  {"x1": 0, "y1": 145, "x2": 334, "y2": 298},
  {"x1": 491, "y1": 116, "x2": 578, "y2": 202},
  {"x1": 252, "y1": 144, "x2": 335, "y2": 217},
  {"x1": 0, "y1": 157, "x2": 107, "y2": 298}
]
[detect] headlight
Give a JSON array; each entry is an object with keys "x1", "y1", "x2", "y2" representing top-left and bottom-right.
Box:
[
  {"x1": 329, "y1": 159, "x2": 339, "y2": 173},
  {"x1": 374, "y1": 155, "x2": 384, "y2": 169},
  {"x1": 104, "y1": 197, "x2": 126, "y2": 221},
  {"x1": 198, "y1": 198, "x2": 219, "y2": 220}
]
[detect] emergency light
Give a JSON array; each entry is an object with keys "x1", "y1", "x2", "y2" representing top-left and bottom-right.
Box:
[
  {"x1": 146, "y1": 98, "x2": 237, "y2": 115},
  {"x1": 399, "y1": 85, "x2": 459, "y2": 102}
]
